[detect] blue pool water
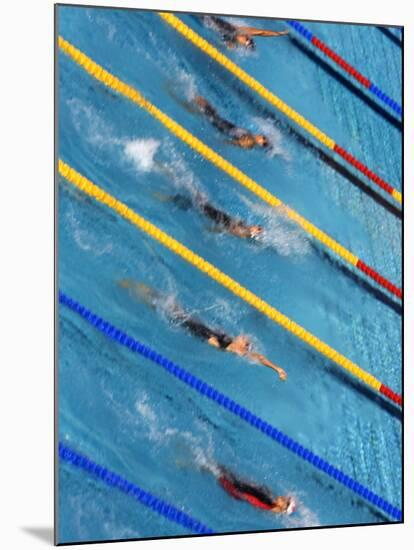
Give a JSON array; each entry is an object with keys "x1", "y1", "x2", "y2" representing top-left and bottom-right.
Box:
[{"x1": 57, "y1": 6, "x2": 402, "y2": 544}]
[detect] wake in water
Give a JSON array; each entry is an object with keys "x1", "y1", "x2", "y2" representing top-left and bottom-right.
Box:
[
  {"x1": 68, "y1": 98, "x2": 164, "y2": 177},
  {"x1": 260, "y1": 207, "x2": 311, "y2": 256},
  {"x1": 240, "y1": 196, "x2": 311, "y2": 257},
  {"x1": 168, "y1": 68, "x2": 199, "y2": 104},
  {"x1": 134, "y1": 392, "x2": 218, "y2": 474},
  {"x1": 67, "y1": 98, "x2": 303, "y2": 257},
  {"x1": 65, "y1": 202, "x2": 113, "y2": 256},
  {"x1": 121, "y1": 135, "x2": 205, "y2": 205},
  {"x1": 67, "y1": 98, "x2": 123, "y2": 149},
  {"x1": 252, "y1": 117, "x2": 291, "y2": 160},
  {"x1": 279, "y1": 491, "x2": 320, "y2": 528}
]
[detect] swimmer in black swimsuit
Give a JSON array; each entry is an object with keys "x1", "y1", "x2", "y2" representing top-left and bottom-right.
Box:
[
  {"x1": 118, "y1": 281, "x2": 287, "y2": 381},
  {"x1": 216, "y1": 466, "x2": 296, "y2": 514},
  {"x1": 194, "y1": 96, "x2": 269, "y2": 150},
  {"x1": 165, "y1": 192, "x2": 263, "y2": 239},
  {"x1": 203, "y1": 15, "x2": 289, "y2": 50}
]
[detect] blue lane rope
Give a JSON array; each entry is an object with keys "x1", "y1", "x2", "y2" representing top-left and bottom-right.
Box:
[
  {"x1": 287, "y1": 20, "x2": 402, "y2": 117},
  {"x1": 59, "y1": 291, "x2": 402, "y2": 522},
  {"x1": 59, "y1": 442, "x2": 214, "y2": 534}
]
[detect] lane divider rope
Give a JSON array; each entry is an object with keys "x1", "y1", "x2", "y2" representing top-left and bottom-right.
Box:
[
  {"x1": 59, "y1": 291, "x2": 403, "y2": 522},
  {"x1": 287, "y1": 20, "x2": 402, "y2": 117},
  {"x1": 58, "y1": 160, "x2": 402, "y2": 407},
  {"x1": 158, "y1": 12, "x2": 402, "y2": 205},
  {"x1": 59, "y1": 442, "x2": 214, "y2": 534},
  {"x1": 58, "y1": 36, "x2": 402, "y2": 300}
]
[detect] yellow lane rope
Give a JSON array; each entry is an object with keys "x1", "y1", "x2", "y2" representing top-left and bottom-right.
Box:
[
  {"x1": 158, "y1": 12, "x2": 402, "y2": 206},
  {"x1": 59, "y1": 159, "x2": 385, "y2": 396},
  {"x1": 58, "y1": 36, "x2": 402, "y2": 299},
  {"x1": 58, "y1": 36, "x2": 360, "y2": 270}
]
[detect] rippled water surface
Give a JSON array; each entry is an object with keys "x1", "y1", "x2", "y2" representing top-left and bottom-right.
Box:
[{"x1": 57, "y1": 6, "x2": 402, "y2": 544}]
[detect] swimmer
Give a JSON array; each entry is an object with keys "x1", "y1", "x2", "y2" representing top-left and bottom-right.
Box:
[
  {"x1": 216, "y1": 466, "x2": 296, "y2": 514},
  {"x1": 118, "y1": 281, "x2": 287, "y2": 381},
  {"x1": 203, "y1": 15, "x2": 289, "y2": 50},
  {"x1": 194, "y1": 95, "x2": 269, "y2": 150},
  {"x1": 159, "y1": 192, "x2": 263, "y2": 240}
]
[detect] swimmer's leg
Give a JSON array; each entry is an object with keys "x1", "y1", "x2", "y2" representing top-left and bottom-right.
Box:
[
  {"x1": 194, "y1": 95, "x2": 210, "y2": 111},
  {"x1": 164, "y1": 81, "x2": 199, "y2": 113},
  {"x1": 152, "y1": 192, "x2": 194, "y2": 210},
  {"x1": 117, "y1": 280, "x2": 162, "y2": 307}
]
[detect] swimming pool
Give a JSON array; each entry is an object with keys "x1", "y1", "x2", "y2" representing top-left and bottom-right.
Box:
[{"x1": 57, "y1": 5, "x2": 402, "y2": 543}]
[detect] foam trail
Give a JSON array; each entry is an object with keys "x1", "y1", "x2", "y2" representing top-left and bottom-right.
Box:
[
  {"x1": 134, "y1": 393, "x2": 219, "y2": 477},
  {"x1": 241, "y1": 197, "x2": 311, "y2": 257},
  {"x1": 122, "y1": 136, "x2": 205, "y2": 204},
  {"x1": 253, "y1": 117, "x2": 291, "y2": 160},
  {"x1": 162, "y1": 140, "x2": 205, "y2": 201},
  {"x1": 260, "y1": 211, "x2": 311, "y2": 256},
  {"x1": 67, "y1": 98, "x2": 122, "y2": 148},
  {"x1": 135, "y1": 393, "x2": 163, "y2": 443},
  {"x1": 174, "y1": 69, "x2": 199, "y2": 102},
  {"x1": 280, "y1": 493, "x2": 320, "y2": 528},
  {"x1": 65, "y1": 203, "x2": 113, "y2": 256}
]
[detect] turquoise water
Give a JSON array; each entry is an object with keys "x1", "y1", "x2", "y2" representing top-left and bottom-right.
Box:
[{"x1": 57, "y1": 6, "x2": 402, "y2": 544}]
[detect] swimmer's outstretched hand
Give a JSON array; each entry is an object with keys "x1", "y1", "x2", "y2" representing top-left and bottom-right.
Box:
[
  {"x1": 249, "y1": 352, "x2": 287, "y2": 381},
  {"x1": 277, "y1": 368, "x2": 288, "y2": 382}
]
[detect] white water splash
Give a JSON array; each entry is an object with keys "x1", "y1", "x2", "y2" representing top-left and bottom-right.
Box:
[{"x1": 123, "y1": 138, "x2": 161, "y2": 173}]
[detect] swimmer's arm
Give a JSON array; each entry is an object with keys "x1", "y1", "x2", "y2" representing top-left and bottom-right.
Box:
[
  {"x1": 224, "y1": 137, "x2": 250, "y2": 149},
  {"x1": 237, "y1": 27, "x2": 290, "y2": 37},
  {"x1": 207, "y1": 336, "x2": 221, "y2": 348},
  {"x1": 248, "y1": 352, "x2": 287, "y2": 381}
]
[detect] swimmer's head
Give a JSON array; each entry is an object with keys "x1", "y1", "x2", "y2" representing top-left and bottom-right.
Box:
[
  {"x1": 230, "y1": 222, "x2": 262, "y2": 239},
  {"x1": 271, "y1": 496, "x2": 296, "y2": 514},
  {"x1": 254, "y1": 135, "x2": 270, "y2": 148},
  {"x1": 235, "y1": 34, "x2": 255, "y2": 49},
  {"x1": 249, "y1": 225, "x2": 263, "y2": 239},
  {"x1": 231, "y1": 335, "x2": 251, "y2": 354}
]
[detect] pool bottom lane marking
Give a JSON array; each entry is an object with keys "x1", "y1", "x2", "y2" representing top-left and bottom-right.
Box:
[
  {"x1": 59, "y1": 291, "x2": 403, "y2": 522},
  {"x1": 158, "y1": 12, "x2": 402, "y2": 205},
  {"x1": 58, "y1": 160, "x2": 402, "y2": 408},
  {"x1": 59, "y1": 443, "x2": 214, "y2": 534},
  {"x1": 57, "y1": 35, "x2": 402, "y2": 301}
]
